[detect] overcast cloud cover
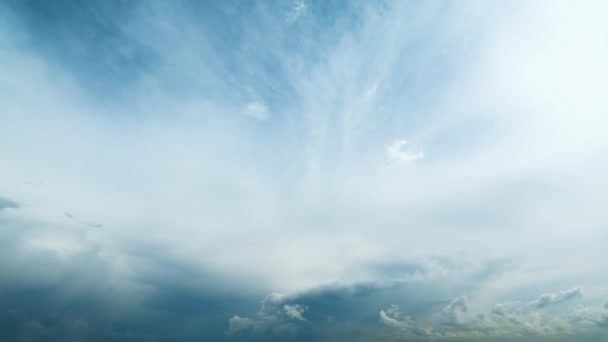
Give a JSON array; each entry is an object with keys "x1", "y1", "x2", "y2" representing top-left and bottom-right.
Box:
[{"x1": 1, "y1": 0, "x2": 608, "y2": 340}]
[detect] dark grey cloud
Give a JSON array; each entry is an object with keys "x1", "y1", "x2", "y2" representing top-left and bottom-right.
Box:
[
  {"x1": 0, "y1": 217, "x2": 263, "y2": 341},
  {"x1": 0, "y1": 211, "x2": 602, "y2": 342},
  {"x1": 0, "y1": 259, "x2": 261, "y2": 341},
  {"x1": 224, "y1": 257, "x2": 519, "y2": 339},
  {"x1": 224, "y1": 285, "x2": 608, "y2": 341}
]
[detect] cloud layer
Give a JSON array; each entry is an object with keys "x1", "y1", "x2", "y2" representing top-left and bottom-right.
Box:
[{"x1": 1, "y1": 0, "x2": 608, "y2": 340}]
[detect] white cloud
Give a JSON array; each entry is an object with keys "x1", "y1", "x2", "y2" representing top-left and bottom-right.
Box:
[
  {"x1": 228, "y1": 315, "x2": 255, "y2": 334},
  {"x1": 533, "y1": 286, "x2": 583, "y2": 308},
  {"x1": 441, "y1": 295, "x2": 469, "y2": 325},
  {"x1": 386, "y1": 139, "x2": 423, "y2": 163},
  {"x1": 286, "y1": 0, "x2": 307, "y2": 24},
  {"x1": 283, "y1": 304, "x2": 307, "y2": 321},
  {"x1": 378, "y1": 287, "x2": 603, "y2": 339},
  {"x1": 244, "y1": 101, "x2": 270, "y2": 121},
  {"x1": 2, "y1": 1, "x2": 608, "y2": 339},
  {"x1": 379, "y1": 310, "x2": 403, "y2": 328}
]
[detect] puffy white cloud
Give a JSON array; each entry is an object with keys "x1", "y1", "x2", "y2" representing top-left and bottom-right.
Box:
[
  {"x1": 284, "y1": 304, "x2": 307, "y2": 321},
  {"x1": 379, "y1": 309, "x2": 401, "y2": 328},
  {"x1": 227, "y1": 315, "x2": 255, "y2": 335}
]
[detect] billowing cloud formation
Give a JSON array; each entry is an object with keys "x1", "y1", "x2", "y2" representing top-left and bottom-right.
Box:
[
  {"x1": 284, "y1": 304, "x2": 308, "y2": 321},
  {"x1": 490, "y1": 287, "x2": 584, "y2": 316},
  {"x1": 1, "y1": 0, "x2": 608, "y2": 340},
  {"x1": 228, "y1": 315, "x2": 255, "y2": 335},
  {"x1": 224, "y1": 283, "x2": 604, "y2": 340},
  {"x1": 377, "y1": 288, "x2": 608, "y2": 340},
  {"x1": 441, "y1": 295, "x2": 469, "y2": 326},
  {"x1": 533, "y1": 287, "x2": 583, "y2": 309}
]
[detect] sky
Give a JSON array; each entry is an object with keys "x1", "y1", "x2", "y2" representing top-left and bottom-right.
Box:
[{"x1": 1, "y1": 0, "x2": 608, "y2": 340}]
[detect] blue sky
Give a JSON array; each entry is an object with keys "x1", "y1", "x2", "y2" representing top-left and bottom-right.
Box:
[{"x1": 1, "y1": 0, "x2": 608, "y2": 340}]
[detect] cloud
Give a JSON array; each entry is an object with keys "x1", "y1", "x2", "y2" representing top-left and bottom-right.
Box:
[
  {"x1": 379, "y1": 309, "x2": 401, "y2": 328},
  {"x1": 0, "y1": 212, "x2": 262, "y2": 340},
  {"x1": 284, "y1": 304, "x2": 307, "y2": 321},
  {"x1": 0, "y1": 196, "x2": 19, "y2": 211},
  {"x1": 286, "y1": 0, "x2": 307, "y2": 24},
  {"x1": 441, "y1": 295, "x2": 469, "y2": 325},
  {"x1": 532, "y1": 287, "x2": 583, "y2": 309},
  {"x1": 489, "y1": 287, "x2": 583, "y2": 319},
  {"x1": 87, "y1": 222, "x2": 103, "y2": 228},
  {"x1": 223, "y1": 294, "x2": 311, "y2": 338},
  {"x1": 244, "y1": 101, "x2": 270, "y2": 121},
  {"x1": 386, "y1": 139, "x2": 423, "y2": 162},
  {"x1": 228, "y1": 315, "x2": 255, "y2": 334},
  {"x1": 224, "y1": 257, "x2": 521, "y2": 338},
  {"x1": 1, "y1": 0, "x2": 608, "y2": 340},
  {"x1": 379, "y1": 305, "x2": 432, "y2": 336},
  {"x1": 377, "y1": 286, "x2": 601, "y2": 340}
]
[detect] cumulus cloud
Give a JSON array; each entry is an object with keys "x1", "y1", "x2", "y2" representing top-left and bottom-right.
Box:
[
  {"x1": 228, "y1": 315, "x2": 255, "y2": 334},
  {"x1": 284, "y1": 304, "x2": 307, "y2": 321},
  {"x1": 224, "y1": 257, "x2": 520, "y2": 338},
  {"x1": 492, "y1": 286, "x2": 583, "y2": 315},
  {"x1": 379, "y1": 309, "x2": 401, "y2": 328},
  {"x1": 441, "y1": 295, "x2": 469, "y2": 326},
  {"x1": 533, "y1": 286, "x2": 583, "y2": 309},
  {"x1": 379, "y1": 307, "x2": 433, "y2": 338},
  {"x1": 377, "y1": 286, "x2": 602, "y2": 340},
  {"x1": 379, "y1": 305, "x2": 432, "y2": 336},
  {"x1": 224, "y1": 294, "x2": 311, "y2": 338}
]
